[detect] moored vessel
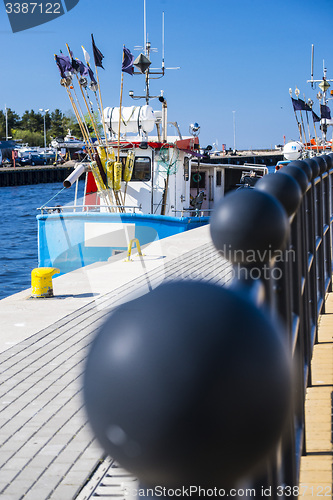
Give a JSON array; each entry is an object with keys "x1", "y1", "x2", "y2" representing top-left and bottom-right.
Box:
[{"x1": 38, "y1": 6, "x2": 267, "y2": 275}]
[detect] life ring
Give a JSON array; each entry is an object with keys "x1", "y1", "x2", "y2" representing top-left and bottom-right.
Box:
[{"x1": 192, "y1": 173, "x2": 202, "y2": 182}]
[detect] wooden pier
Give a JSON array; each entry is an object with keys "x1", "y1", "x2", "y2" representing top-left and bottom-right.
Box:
[{"x1": 299, "y1": 291, "x2": 333, "y2": 498}]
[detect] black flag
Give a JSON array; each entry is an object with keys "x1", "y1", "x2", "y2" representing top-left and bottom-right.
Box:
[
  {"x1": 291, "y1": 97, "x2": 311, "y2": 112},
  {"x1": 312, "y1": 110, "x2": 320, "y2": 123},
  {"x1": 320, "y1": 104, "x2": 331, "y2": 119},
  {"x1": 91, "y1": 34, "x2": 104, "y2": 69},
  {"x1": 122, "y1": 46, "x2": 134, "y2": 75},
  {"x1": 55, "y1": 54, "x2": 73, "y2": 78}
]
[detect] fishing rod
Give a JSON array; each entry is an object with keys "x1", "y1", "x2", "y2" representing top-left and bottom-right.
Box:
[
  {"x1": 75, "y1": 44, "x2": 126, "y2": 211},
  {"x1": 289, "y1": 88, "x2": 304, "y2": 144},
  {"x1": 82, "y1": 45, "x2": 106, "y2": 137},
  {"x1": 66, "y1": 44, "x2": 125, "y2": 210},
  {"x1": 66, "y1": 44, "x2": 103, "y2": 145},
  {"x1": 80, "y1": 42, "x2": 125, "y2": 211},
  {"x1": 56, "y1": 55, "x2": 115, "y2": 211}
]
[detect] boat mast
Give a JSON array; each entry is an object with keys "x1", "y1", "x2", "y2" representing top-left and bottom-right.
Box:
[
  {"x1": 131, "y1": 3, "x2": 174, "y2": 106},
  {"x1": 307, "y1": 44, "x2": 333, "y2": 144},
  {"x1": 144, "y1": 0, "x2": 146, "y2": 56},
  {"x1": 129, "y1": 1, "x2": 179, "y2": 142}
]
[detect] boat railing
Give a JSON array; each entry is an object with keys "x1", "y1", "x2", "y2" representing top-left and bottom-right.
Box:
[
  {"x1": 171, "y1": 208, "x2": 214, "y2": 217},
  {"x1": 83, "y1": 155, "x2": 333, "y2": 496},
  {"x1": 38, "y1": 204, "x2": 142, "y2": 215}
]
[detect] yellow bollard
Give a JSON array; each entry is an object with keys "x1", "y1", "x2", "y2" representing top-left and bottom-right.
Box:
[
  {"x1": 31, "y1": 267, "x2": 60, "y2": 298},
  {"x1": 125, "y1": 238, "x2": 144, "y2": 262}
]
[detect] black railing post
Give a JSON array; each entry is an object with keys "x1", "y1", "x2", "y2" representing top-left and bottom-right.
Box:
[
  {"x1": 321, "y1": 154, "x2": 333, "y2": 294},
  {"x1": 328, "y1": 154, "x2": 333, "y2": 274},
  {"x1": 312, "y1": 156, "x2": 327, "y2": 315},
  {"x1": 84, "y1": 281, "x2": 292, "y2": 495},
  {"x1": 83, "y1": 154, "x2": 333, "y2": 497}
]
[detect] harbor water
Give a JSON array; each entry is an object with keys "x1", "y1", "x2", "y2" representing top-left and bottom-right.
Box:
[{"x1": 0, "y1": 181, "x2": 84, "y2": 300}]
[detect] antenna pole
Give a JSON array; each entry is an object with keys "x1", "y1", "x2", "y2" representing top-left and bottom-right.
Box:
[
  {"x1": 162, "y1": 11, "x2": 165, "y2": 73},
  {"x1": 144, "y1": 0, "x2": 147, "y2": 55},
  {"x1": 145, "y1": 41, "x2": 151, "y2": 104},
  {"x1": 311, "y1": 44, "x2": 314, "y2": 87}
]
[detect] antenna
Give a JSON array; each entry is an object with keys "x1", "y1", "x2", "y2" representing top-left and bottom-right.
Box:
[
  {"x1": 144, "y1": 0, "x2": 147, "y2": 54},
  {"x1": 129, "y1": 3, "x2": 179, "y2": 104},
  {"x1": 311, "y1": 44, "x2": 314, "y2": 87},
  {"x1": 162, "y1": 11, "x2": 165, "y2": 71}
]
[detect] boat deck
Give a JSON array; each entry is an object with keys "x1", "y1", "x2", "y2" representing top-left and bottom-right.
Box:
[{"x1": 0, "y1": 226, "x2": 232, "y2": 499}]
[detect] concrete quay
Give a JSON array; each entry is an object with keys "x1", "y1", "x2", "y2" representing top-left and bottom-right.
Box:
[
  {"x1": 1, "y1": 221, "x2": 332, "y2": 499},
  {"x1": 0, "y1": 226, "x2": 231, "y2": 499},
  {"x1": 0, "y1": 164, "x2": 74, "y2": 187}
]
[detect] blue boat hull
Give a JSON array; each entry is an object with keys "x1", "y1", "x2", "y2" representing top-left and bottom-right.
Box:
[{"x1": 37, "y1": 212, "x2": 209, "y2": 275}]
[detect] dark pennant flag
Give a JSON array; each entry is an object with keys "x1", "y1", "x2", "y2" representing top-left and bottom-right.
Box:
[
  {"x1": 122, "y1": 47, "x2": 134, "y2": 75},
  {"x1": 91, "y1": 34, "x2": 104, "y2": 69},
  {"x1": 291, "y1": 97, "x2": 310, "y2": 112},
  {"x1": 320, "y1": 104, "x2": 331, "y2": 119},
  {"x1": 55, "y1": 54, "x2": 73, "y2": 78},
  {"x1": 88, "y1": 67, "x2": 97, "y2": 85},
  {"x1": 312, "y1": 111, "x2": 321, "y2": 123}
]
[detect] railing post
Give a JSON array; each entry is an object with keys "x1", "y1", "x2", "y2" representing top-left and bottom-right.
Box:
[
  {"x1": 84, "y1": 280, "x2": 292, "y2": 495},
  {"x1": 257, "y1": 162, "x2": 310, "y2": 483},
  {"x1": 82, "y1": 154, "x2": 333, "y2": 496},
  {"x1": 321, "y1": 154, "x2": 333, "y2": 294},
  {"x1": 311, "y1": 156, "x2": 328, "y2": 315}
]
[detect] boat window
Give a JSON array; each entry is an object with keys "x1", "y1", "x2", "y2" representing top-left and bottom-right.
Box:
[
  {"x1": 120, "y1": 156, "x2": 151, "y2": 181},
  {"x1": 190, "y1": 171, "x2": 206, "y2": 189},
  {"x1": 224, "y1": 168, "x2": 243, "y2": 193},
  {"x1": 216, "y1": 170, "x2": 222, "y2": 186}
]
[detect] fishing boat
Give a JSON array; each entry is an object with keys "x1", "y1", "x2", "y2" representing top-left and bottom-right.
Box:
[
  {"x1": 283, "y1": 45, "x2": 333, "y2": 162},
  {"x1": 37, "y1": 10, "x2": 267, "y2": 275}
]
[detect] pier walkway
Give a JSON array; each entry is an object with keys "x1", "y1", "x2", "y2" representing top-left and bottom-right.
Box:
[
  {"x1": 299, "y1": 291, "x2": 333, "y2": 498},
  {"x1": 1, "y1": 222, "x2": 332, "y2": 499},
  {"x1": 0, "y1": 226, "x2": 232, "y2": 499}
]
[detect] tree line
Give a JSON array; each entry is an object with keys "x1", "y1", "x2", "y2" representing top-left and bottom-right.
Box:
[{"x1": 0, "y1": 108, "x2": 82, "y2": 147}]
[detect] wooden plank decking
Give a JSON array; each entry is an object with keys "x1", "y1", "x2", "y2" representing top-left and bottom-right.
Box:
[{"x1": 299, "y1": 292, "x2": 333, "y2": 498}]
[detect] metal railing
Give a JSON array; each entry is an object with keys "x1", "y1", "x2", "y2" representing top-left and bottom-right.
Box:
[
  {"x1": 82, "y1": 154, "x2": 333, "y2": 498},
  {"x1": 171, "y1": 208, "x2": 214, "y2": 217},
  {"x1": 38, "y1": 204, "x2": 142, "y2": 214}
]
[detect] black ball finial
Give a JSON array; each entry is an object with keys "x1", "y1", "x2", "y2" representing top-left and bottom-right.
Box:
[
  {"x1": 312, "y1": 155, "x2": 327, "y2": 175},
  {"x1": 210, "y1": 189, "x2": 289, "y2": 265},
  {"x1": 277, "y1": 163, "x2": 309, "y2": 193},
  {"x1": 255, "y1": 172, "x2": 302, "y2": 217},
  {"x1": 303, "y1": 157, "x2": 320, "y2": 179},
  {"x1": 321, "y1": 154, "x2": 333, "y2": 171},
  {"x1": 289, "y1": 159, "x2": 312, "y2": 181},
  {"x1": 327, "y1": 153, "x2": 333, "y2": 169},
  {"x1": 84, "y1": 281, "x2": 291, "y2": 490}
]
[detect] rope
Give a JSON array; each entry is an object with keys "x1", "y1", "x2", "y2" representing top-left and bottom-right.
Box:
[{"x1": 39, "y1": 187, "x2": 66, "y2": 209}]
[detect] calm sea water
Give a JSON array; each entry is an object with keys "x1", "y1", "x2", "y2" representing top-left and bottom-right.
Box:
[{"x1": 0, "y1": 182, "x2": 84, "y2": 301}]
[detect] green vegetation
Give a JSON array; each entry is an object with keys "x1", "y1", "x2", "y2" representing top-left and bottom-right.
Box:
[{"x1": 0, "y1": 108, "x2": 82, "y2": 146}]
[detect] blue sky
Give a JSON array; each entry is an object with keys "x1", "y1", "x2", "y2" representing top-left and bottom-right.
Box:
[{"x1": 1, "y1": 0, "x2": 333, "y2": 149}]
